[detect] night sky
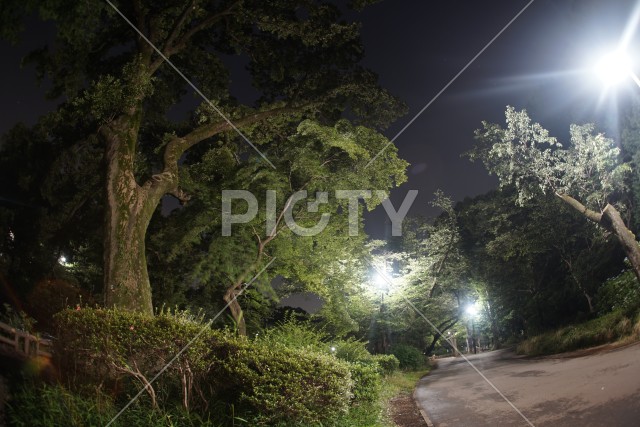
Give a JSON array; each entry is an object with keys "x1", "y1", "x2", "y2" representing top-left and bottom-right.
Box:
[{"x1": 2, "y1": 0, "x2": 640, "y2": 237}]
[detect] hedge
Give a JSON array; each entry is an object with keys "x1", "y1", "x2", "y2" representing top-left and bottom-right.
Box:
[{"x1": 53, "y1": 308, "x2": 353, "y2": 425}]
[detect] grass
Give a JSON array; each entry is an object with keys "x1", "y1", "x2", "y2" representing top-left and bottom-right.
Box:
[
  {"x1": 378, "y1": 368, "x2": 431, "y2": 427},
  {"x1": 516, "y1": 309, "x2": 640, "y2": 357},
  {"x1": 333, "y1": 367, "x2": 431, "y2": 427}
]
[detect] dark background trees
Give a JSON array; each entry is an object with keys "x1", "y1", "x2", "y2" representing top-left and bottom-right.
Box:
[{"x1": 0, "y1": 0, "x2": 407, "y2": 332}]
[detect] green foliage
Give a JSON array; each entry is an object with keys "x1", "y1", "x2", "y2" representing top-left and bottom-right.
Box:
[
  {"x1": 253, "y1": 316, "x2": 394, "y2": 410},
  {"x1": 516, "y1": 309, "x2": 639, "y2": 356},
  {"x1": 1, "y1": 0, "x2": 409, "y2": 319},
  {"x1": 333, "y1": 337, "x2": 373, "y2": 362},
  {"x1": 256, "y1": 316, "x2": 328, "y2": 353},
  {"x1": 53, "y1": 308, "x2": 356, "y2": 425},
  {"x1": 596, "y1": 270, "x2": 640, "y2": 315},
  {"x1": 348, "y1": 362, "x2": 381, "y2": 404},
  {"x1": 6, "y1": 383, "x2": 218, "y2": 427},
  {"x1": 390, "y1": 344, "x2": 426, "y2": 370},
  {"x1": 471, "y1": 106, "x2": 629, "y2": 209},
  {"x1": 372, "y1": 354, "x2": 400, "y2": 376}
]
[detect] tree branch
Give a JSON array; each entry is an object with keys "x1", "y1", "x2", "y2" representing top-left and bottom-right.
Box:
[
  {"x1": 555, "y1": 192, "x2": 603, "y2": 224},
  {"x1": 162, "y1": 104, "x2": 303, "y2": 177},
  {"x1": 149, "y1": 0, "x2": 242, "y2": 73}
]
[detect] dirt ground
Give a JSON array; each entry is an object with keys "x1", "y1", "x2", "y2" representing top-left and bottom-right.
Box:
[{"x1": 388, "y1": 392, "x2": 429, "y2": 427}]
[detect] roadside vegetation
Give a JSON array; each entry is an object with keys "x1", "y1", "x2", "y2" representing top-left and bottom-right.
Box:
[
  {"x1": 7, "y1": 1, "x2": 640, "y2": 425},
  {"x1": 4, "y1": 308, "x2": 402, "y2": 426},
  {"x1": 517, "y1": 271, "x2": 640, "y2": 356}
]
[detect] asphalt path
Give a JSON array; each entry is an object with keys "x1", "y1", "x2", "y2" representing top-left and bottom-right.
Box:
[{"x1": 414, "y1": 343, "x2": 640, "y2": 426}]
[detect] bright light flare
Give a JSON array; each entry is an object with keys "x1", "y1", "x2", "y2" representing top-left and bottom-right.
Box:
[
  {"x1": 373, "y1": 270, "x2": 391, "y2": 293},
  {"x1": 465, "y1": 302, "x2": 479, "y2": 317},
  {"x1": 595, "y1": 50, "x2": 633, "y2": 86}
]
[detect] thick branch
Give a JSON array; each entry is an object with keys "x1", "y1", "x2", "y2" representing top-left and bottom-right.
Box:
[
  {"x1": 555, "y1": 192, "x2": 603, "y2": 224},
  {"x1": 169, "y1": 187, "x2": 192, "y2": 206},
  {"x1": 162, "y1": 105, "x2": 302, "y2": 177}
]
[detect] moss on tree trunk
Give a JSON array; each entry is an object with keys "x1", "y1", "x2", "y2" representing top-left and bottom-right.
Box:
[{"x1": 102, "y1": 117, "x2": 156, "y2": 315}]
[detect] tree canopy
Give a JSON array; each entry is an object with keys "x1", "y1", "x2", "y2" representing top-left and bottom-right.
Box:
[{"x1": 0, "y1": 0, "x2": 408, "y2": 328}]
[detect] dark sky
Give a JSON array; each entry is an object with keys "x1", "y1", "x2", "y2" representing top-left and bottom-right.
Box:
[
  {"x1": 357, "y1": 0, "x2": 640, "y2": 237},
  {"x1": 2, "y1": 0, "x2": 640, "y2": 237}
]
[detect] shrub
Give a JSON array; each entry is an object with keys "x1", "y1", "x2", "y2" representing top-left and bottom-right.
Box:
[
  {"x1": 347, "y1": 362, "x2": 381, "y2": 404},
  {"x1": 6, "y1": 382, "x2": 218, "y2": 427},
  {"x1": 54, "y1": 308, "x2": 353, "y2": 425},
  {"x1": 207, "y1": 338, "x2": 352, "y2": 424},
  {"x1": 391, "y1": 344, "x2": 426, "y2": 370},
  {"x1": 333, "y1": 337, "x2": 373, "y2": 363},
  {"x1": 516, "y1": 309, "x2": 639, "y2": 356},
  {"x1": 596, "y1": 270, "x2": 640, "y2": 315},
  {"x1": 255, "y1": 318, "x2": 388, "y2": 408},
  {"x1": 372, "y1": 354, "x2": 400, "y2": 375},
  {"x1": 256, "y1": 316, "x2": 328, "y2": 353},
  {"x1": 54, "y1": 307, "x2": 213, "y2": 410}
]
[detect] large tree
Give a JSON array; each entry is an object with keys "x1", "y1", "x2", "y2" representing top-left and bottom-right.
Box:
[
  {"x1": 470, "y1": 106, "x2": 640, "y2": 283},
  {"x1": 3, "y1": 0, "x2": 406, "y2": 315}
]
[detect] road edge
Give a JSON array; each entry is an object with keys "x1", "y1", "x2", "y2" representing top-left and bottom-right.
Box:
[{"x1": 412, "y1": 382, "x2": 435, "y2": 427}]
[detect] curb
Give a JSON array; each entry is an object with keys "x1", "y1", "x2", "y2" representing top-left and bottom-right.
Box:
[{"x1": 412, "y1": 387, "x2": 435, "y2": 427}]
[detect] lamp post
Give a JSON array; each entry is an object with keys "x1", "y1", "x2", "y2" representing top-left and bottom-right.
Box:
[
  {"x1": 465, "y1": 303, "x2": 479, "y2": 355},
  {"x1": 373, "y1": 269, "x2": 391, "y2": 353}
]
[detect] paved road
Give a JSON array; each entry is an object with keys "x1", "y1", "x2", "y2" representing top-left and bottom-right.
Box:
[{"x1": 414, "y1": 344, "x2": 640, "y2": 426}]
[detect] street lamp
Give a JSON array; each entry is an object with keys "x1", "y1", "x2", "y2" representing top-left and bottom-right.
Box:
[
  {"x1": 595, "y1": 49, "x2": 640, "y2": 88},
  {"x1": 465, "y1": 303, "x2": 479, "y2": 354}
]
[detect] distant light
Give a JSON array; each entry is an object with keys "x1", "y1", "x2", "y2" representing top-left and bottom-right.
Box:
[
  {"x1": 58, "y1": 255, "x2": 68, "y2": 266},
  {"x1": 330, "y1": 346, "x2": 336, "y2": 353},
  {"x1": 595, "y1": 50, "x2": 633, "y2": 86},
  {"x1": 373, "y1": 269, "x2": 391, "y2": 292},
  {"x1": 466, "y1": 303, "x2": 479, "y2": 317}
]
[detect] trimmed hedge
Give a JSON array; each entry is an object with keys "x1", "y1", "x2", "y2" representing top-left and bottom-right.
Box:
[{"x1": 53, "y1": 308, "x2": 353, "y2": 425}]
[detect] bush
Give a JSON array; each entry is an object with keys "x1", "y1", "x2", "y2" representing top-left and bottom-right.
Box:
[
  {"x1": 596, "y1": 270, "x2": 640, "y2": 315},
  {"x1": 331, "y1": 337, "x2": 371, "y2": 362},
  {"x1": 516, "y1": 309, "x2": 639, "y2": 356},
  {"x1": 54, "y1": 307, "x2": 213, "y2": 410},
  {"x1": 256, "y1": 316, "x2": 328, "y2": 353},
  {"x1": 348, "y1": 362, "x2": 381, "y2": 404},
  {"x1": 207, "y1": 338, "x2": 352, "y2": 424},
  {"x1": 372, "y1": 354, "x2": 400, "y2": 376},
  {"x1": 54, "y1": 308, "x2": 354, "y2": 425},
  {"x1": 6, "y1": 383, "x2": 218, "y2": 427},
  {"x1": 255, "y1": 318, "x2": 390, "y2": 407},
  {"x1": 390, "y1": 344, "x2": 426, "y2": 370}
]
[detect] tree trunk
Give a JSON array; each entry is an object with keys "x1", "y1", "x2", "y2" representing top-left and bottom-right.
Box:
[
  {"x1": 223, "y1": 285, "x2": 247, "y2": 336},
  {"x1": 424, "y1": 318, "x2": 458, "y2": 355},
  {"x1": 601, "y1": 204, "x2": 640, "y2": 284},
  {"x1": 102, "y1": 118, "x2": 161, "y2": 315},
  {"x1": 556, "y1": 194, "x2": 640, "y2": 285}
]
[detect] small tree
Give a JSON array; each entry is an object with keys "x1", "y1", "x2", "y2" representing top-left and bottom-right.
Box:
[{"x1": 470, "y1": 106, "x2": 639, "y2": 282}]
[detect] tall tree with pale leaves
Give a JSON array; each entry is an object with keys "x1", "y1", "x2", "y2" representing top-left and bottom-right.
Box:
[{"x1": 470, "y1": 106, "x2": 639, "y2": 282}]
